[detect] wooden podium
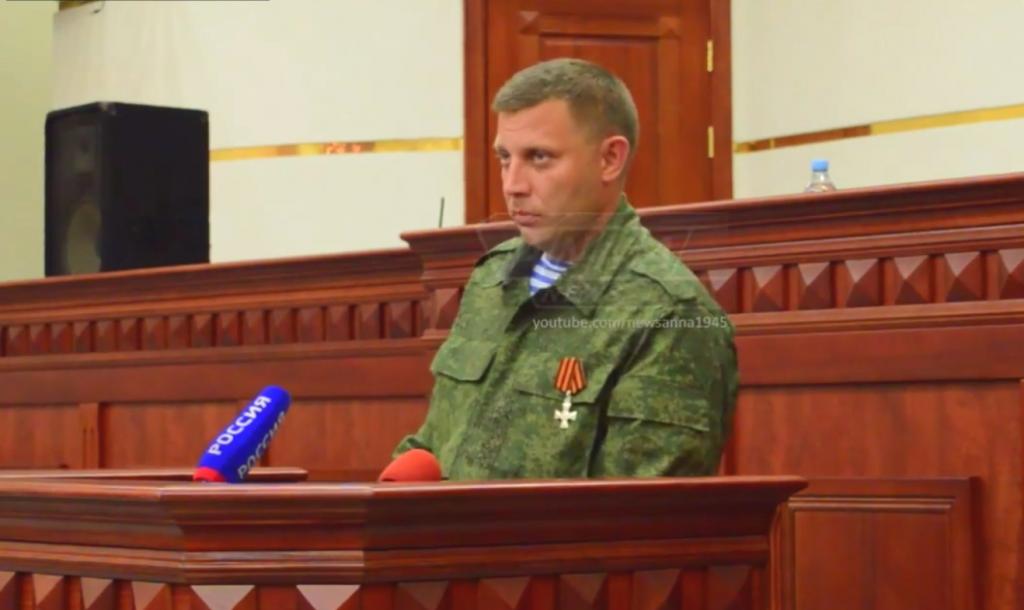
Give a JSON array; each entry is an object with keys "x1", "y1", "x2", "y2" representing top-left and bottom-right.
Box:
[{"x1": 0, "y1": 474, "x2": 804, "y2": 610}]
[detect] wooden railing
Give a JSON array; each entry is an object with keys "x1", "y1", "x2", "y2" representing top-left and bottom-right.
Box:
[{"x1": 2, "y1": 172, "x2": 1022, "y2": 609}]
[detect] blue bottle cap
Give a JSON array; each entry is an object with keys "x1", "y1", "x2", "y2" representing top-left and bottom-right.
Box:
[{"x1": 811, "y1": 159, "x2": 829, "y2": 172}]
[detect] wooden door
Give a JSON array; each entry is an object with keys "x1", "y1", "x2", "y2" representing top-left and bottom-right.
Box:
[{"x1": 465, "y1": 0, "x2": 732, "y2": 223}]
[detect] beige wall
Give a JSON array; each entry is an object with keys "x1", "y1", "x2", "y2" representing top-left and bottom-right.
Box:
[
  {"x1": 0, "y1": 2, "x2": 53, "y2": 282},
  {"x1": 6, "y1": 1, "x2": 1022, "y2": 281},
  {"x1": 732, "y1": 0, "x2": 1024, "y2": 197},
  {"x1": 52, "y1": 0, "x2": 463, "y2": 264}
]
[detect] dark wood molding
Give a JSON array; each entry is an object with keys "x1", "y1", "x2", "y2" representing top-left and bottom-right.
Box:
[
  {"x1": 414, "y1": 173, "x2": 1024, "y2": 261},
  {"x1": 0, "y1": 249, "x2": 421, "y2": 314},
  {"x1": 736, "y1": 319, "x2": 1024, "y2": 384},
  {"x1": 0, "y1": 340, "x2": 434, "y2": 404},
  {"x1": 710, "y1": 0, "x2": 733, "y2": 199},
  {"x1": 0, "y1": 476, "x2": 804, "y2": 583},
  {"x1": 678, "y1": 223, "x2": 1024, "y2": 268},
  {"x1": 2, "y1": 172, "x2": 1024, "y2": 606},
  {"x1": 405, "y1": 173, "x2": 1024, "y2": 333},
  {"x1": 639, "y1": 172, "x2": 1024, "y2": 245},
  {"x1": 0, "y1": 468, "x2": 308, "y2": 482},
  {"x1": 733, "y1": 299, "x2": 1024, "y2": 335},
  {"x1": 0, "y1": 338, "x2": 436, "y2": 374},
  {"x1": 463, "y1": 0, "x2": 489, "y2": 225},
  {"x1": 0, "y1": 250, "x2": 429, "y2": 359}
]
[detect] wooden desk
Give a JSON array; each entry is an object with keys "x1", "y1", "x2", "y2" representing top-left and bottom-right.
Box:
[
  {"x1": 0, "y1": 468, "x2": 307, "y2": 482},
  {"x1": 0, "y1": 475, "x2": 803, "y2": 610}
]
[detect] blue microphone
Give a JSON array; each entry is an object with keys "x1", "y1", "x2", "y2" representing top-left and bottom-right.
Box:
[{"x1": 193, "y1": 386, "x2": 291, "y2": 483}]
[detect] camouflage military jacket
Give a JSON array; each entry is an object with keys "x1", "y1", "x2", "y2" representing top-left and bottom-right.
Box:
[{"x1": 393, "y1": 197, "x2": 738, "y2": 479}]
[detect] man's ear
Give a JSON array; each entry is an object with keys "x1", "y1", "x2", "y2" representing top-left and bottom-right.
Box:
[{"x1": 599, "y1": 135, "x2": 631, "y2": 184}]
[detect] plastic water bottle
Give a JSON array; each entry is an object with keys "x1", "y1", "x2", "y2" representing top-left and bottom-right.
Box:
[{"x1": 804, "y1": 159, "x2": 837, "y2": 192}]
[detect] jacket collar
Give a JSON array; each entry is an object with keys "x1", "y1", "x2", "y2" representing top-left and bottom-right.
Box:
[{"x1": 501, "y1": 195, "x2": 641, "y2": 318}]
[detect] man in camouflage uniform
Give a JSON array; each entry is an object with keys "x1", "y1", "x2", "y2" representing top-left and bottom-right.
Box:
[{"x1": 393, "y1": 58, "x2": 738, "y2": 479}]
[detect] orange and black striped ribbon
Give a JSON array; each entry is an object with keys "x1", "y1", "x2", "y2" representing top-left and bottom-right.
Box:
[{"x1": 554, "y1": 357, "x2": 586, "y2": 395}]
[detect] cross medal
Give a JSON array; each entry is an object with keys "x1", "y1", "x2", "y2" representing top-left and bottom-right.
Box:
[{"x1": 553, "y1": 357, "x2": 586, "y2": 429}]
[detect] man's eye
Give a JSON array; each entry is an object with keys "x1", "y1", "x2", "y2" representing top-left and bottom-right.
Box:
[{"x1": 531, "y1": 151, "x2": 551, "y2": 163}]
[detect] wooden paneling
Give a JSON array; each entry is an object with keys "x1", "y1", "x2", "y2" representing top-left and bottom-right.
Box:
[
  {"x1": 3, "y1": 174, "x2": 1024, "y2": 608},
  {"x1": 0, "y1": 249, "x2": 426, "y2": 357},
  {"x1": 0, "y1": 569, "x2": 765, "y2": 610},
  {"x1": 215, "y1": 311, "x2": 242, "y2": 348},
  {"x1": 738, "y1": 385, "x2": 1014, "y2": 610},
  {"x1": 398, "y1": 174, "x2": 1024, "y2": 608},
  {"x1": 267, "y1": 399, "x2": 430, "y2": 481},
  {"x1": 732, "y1": 383, "x2": 1020, "y2": 479},
  {"x1": 991, "y1": 247, "x2": 1024, "y2": 298},
  {"x1": 0, "y1": 476, "x2": 799, "y2": 571},
  {"x1": 734, "y1": 316, "x2": 1024, "y2": 385},
  {"x1": 0, "y1": 250, "x2": 432, "y2": 481},
  {"x1": 101, "y1": 401, "x2": 244, "y2": 469},
  {"x1": 0, "y1": 404, "x2": 81, "y2": 469},
  {"x1": 688, "y1": 248, "x2": 1020, "y2": 315},
  {"x1": 776, "y1": 479, "x2": 976, "y2": 610},
  {"x1": 407, "y1": 173, "x2": 1024, "y2": 327},
  {"x1": 352, "y1": 303, "x2": 382, "y2": 341},
  {"x1": 0, "y1": 345, "x2": 433, "y2": 406},
  {"x1": 0, "y1": 468, "x2": 306, "y2": 481},
  {"x1": 1, "y1": 303, "x2": 434, "y2": 357},
  {"x1": 466, "y1": 0, "x2": 726, "y2": 223},
  {"x1": 0, "y1": 346, "x2": 433, "y2": 477},
  {"x1": 79, "y1": 402, "x2": 101, "y2": 468},
  {"x1": 0, "y1": 476, "x2": 799, "y2": 610}
]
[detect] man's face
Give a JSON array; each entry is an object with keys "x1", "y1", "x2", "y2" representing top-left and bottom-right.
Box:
[{"x1": 494, "y1": 99, "x2": 607, "y2": 254}]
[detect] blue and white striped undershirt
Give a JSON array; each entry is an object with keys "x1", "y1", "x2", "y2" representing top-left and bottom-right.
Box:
[{"x1": 529, "y1": 253, "x2": 572, "y2": 296}]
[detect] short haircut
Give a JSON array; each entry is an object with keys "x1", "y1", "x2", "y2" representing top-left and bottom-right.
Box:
[{"x1": 492, "y1": 58, "x2": 639, "y2": 159}]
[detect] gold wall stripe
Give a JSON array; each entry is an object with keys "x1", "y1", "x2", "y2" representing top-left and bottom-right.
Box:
[
  {"x1": 211, "y1": 137, "x2": 464, "y2": 162},
  {"x1": 735, "y1": 102, "x2": 1024, "y2": 154}
]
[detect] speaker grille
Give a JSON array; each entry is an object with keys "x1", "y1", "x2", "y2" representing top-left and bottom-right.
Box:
[
  {"x1": 45, "y1": 102, "x2": 209, "y2": 277},
  {"x1": 64, "y1": 196, "x2": 102, "y2": 275}
]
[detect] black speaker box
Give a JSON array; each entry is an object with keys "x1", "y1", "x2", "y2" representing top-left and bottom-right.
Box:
[{"x1": 45, "y1": 102, "x2": 209, "y2": 276}]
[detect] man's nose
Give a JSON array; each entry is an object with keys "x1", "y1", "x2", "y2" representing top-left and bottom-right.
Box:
[{"x1": 502, "y1": 160, "x2": 530, "y2": 199}]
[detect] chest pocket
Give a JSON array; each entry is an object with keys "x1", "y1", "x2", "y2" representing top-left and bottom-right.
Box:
[
  {"x1": 606, "y1": 378, "x2": 711, "y2": 433},
  {"x1": 511, "y1": 355, "x2": 613, "y2": 406},
  {"x1": 431, "y1": 335, "x2": 498, "y2": 382},
  {"x1": 502, "y1": 354, "x2": 615, "y2": 478}
]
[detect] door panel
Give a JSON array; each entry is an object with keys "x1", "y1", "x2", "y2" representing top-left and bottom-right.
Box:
[{"x1": 466, "y1": 0, "x2": 729, "y2": 222}]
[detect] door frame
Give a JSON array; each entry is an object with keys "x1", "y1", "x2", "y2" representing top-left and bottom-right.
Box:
[{"x1": 462, "y1": 0, "x2": 733, "y2": 224}]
